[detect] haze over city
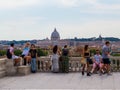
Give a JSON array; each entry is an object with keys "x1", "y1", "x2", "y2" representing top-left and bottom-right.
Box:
[{"x1": 0, "y1": 0, "x2": 120, "y2": 40}]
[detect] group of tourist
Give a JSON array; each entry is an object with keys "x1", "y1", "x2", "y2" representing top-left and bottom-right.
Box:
[
  {"x1": 7, "y1": 42, "x2": 37, "y2": 73},
  {"x1": 7, "y1": 40, "x2": 112, "y2": 76},
  {"x1": 51, "y1": 41, "x2": 112, "y2": 76},
  {"x1": 7, "y1": 42, "x2": 70, "y2": 74},
  {"x1": 81, "y1": 41, "x2": 111, "y2": 76}
]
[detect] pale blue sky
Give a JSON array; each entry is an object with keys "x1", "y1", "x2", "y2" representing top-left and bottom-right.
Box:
[{"x1": 0, "y1": 0, "x2": 120, "y2": 40}]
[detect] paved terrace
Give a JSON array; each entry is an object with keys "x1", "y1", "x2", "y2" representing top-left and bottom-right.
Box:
[
  {"x1": 0, "y1": 57, "x2": 120, "y2": 90},
  {"x1": 0, "y1": 72, "x2": 120, "y2": 90}
]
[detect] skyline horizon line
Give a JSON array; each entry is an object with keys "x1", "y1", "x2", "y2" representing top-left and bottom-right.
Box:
[{"x1": 0, "y1": 36, "x2": 120, "y2": 41}]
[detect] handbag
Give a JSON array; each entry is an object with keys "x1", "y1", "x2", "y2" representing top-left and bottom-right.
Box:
[{"x1": 80, "y1": 57, "x2": 87, "y2": 64}]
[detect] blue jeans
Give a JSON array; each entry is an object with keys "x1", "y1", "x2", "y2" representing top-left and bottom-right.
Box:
[{"x1": 31, "y1": 58, "x2": 37, "y2": 72}]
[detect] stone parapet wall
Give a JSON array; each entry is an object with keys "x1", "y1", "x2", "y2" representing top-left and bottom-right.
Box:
[
  {"x1": 6, "y1": 59, "x2": 17, "y2": 76},
  {"x1": 37, "y1": 56, "x2": 120, "y2": 72},
  {"x1": 0, "y1": 58, "x2": 31, "y2": 78},
  {"x1": 0, "y1": 58, "x2": 6, "y2": 78},
  {"x1": 0, "y1": 56, "x2": 120, "y2": 78}
]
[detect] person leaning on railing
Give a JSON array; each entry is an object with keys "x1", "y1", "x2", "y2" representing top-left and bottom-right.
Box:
[
  {"x1": 21, "y1": 42, "x2": 31, "y2": 65},
  {"x1": 61, "y1": 45, "x2": 69, "y2": 73},
  {"x1": 29, "y1": 44, "x2": 38, "y2": 73},
  {"x1": 51, "y1": 45, "x2": 60, "y2": 73}
]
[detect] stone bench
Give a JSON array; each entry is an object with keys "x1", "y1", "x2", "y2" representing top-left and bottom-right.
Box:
[{"x1": 17, "y1": 66, "x2": 31, "y2": 75}]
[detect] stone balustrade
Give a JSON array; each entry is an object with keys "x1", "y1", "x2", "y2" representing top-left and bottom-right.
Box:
[
  {"x1": 37, "y1": 57, "x2": 86, "y2": 72},
  {"x1": 0, "y1": 56, "x2": 120, "y2": 78},
  {"x1": 0, "y1": 58, "x2": 31, "y2": 78},
  {"x1": 37, "y1": 56, "x2": 120, "y2": 72},
  {"x1": 110, "y1": 56, "x2": 120, "y2": 72},
  {"x1": 37, "y1": 57, "x2": 51, "y2": 72}
]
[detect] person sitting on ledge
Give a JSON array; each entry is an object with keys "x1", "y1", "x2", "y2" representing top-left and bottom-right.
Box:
[
  {"x1": 61, "y1": 45, "x2": 69, "y2": 73},
  {"x1": 8, "y1": 43, "x2": 22, "y2": 66},
  {"x1": 90, "y1": 49, "x2": 104, "y2": 75},
  {"x1": 21, "y1": 42, "x2": 31, "y2": 65}
]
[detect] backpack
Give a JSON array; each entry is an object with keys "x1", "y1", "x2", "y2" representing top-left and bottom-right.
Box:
[{"x1": 6, "y1": 49, "x2": 12, "y2": 59}]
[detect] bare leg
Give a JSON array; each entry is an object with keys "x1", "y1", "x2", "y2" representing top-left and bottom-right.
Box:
[
  {"x1": 82, "y1": 64, "x2": 85, "y2": 75},
  {"x1": 91, "y1": 63, "x2": 96, "y2": 73}
]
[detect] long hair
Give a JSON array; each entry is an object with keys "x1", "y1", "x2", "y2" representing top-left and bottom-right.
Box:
[
  {"x1": 31, "y1": 44, "x2": 36, "y2": 48},
  {"x1": 53, "y1": 45, "x2": 58, "y2": 54},
  {"x1": 84, "y1": 45, "x2": 89, "y2": 51}
]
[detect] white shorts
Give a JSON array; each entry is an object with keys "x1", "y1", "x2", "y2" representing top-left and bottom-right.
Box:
[{"x1": 12, "y1": 55, "x2": 19, "y2": 60}]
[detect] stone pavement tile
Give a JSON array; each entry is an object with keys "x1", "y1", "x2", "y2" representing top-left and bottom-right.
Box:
[
  {"x1": 113, "y1": 72, "x2": 120, "y2": 89},
  {"x1": 100, "y1": 74, "x2": 115, "y2": 89},
  {"x1": 84, "y1": 74, "x2": 102, "y2": 89},
  {"x1": 0, "y1": 77, "x2": 20, "y2": 88}
]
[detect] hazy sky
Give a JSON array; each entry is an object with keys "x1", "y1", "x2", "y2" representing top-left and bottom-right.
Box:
[{"x1": 0, "y1": 0, "x2": 120, "y2": 40}]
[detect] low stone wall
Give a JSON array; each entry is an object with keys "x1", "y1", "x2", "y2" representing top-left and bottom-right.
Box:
[
  {"x1": 0, "y1": 58, "x2": 6, "y2": 78},
  {"x1": 6, "y1": 59, "x2": 17, "y2": 76},
  {"x1": 0, "y1": 58, "x2": 31, "y2": 78},
  {"x1": 0, "y1": 56, "x2": 120, "y2": 78}
]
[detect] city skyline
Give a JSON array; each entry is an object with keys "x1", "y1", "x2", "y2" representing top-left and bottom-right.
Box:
[{"x1": 0, "y1": 0, "x2": 120, "y2": 40}]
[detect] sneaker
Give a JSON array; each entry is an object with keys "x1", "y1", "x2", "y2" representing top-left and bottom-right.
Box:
[
  {"x1": 82, "y1": 71, "x2": 84, "y2": 75},
  {"x1": 32, "y1": 71, "x2": 36, "y2": 73},
  {"x1": 87, "y1": 73, "x2": 91, "y2": 76},
  {"x1": 89, "y1": 72, "x2": 92, "y2": 75}
]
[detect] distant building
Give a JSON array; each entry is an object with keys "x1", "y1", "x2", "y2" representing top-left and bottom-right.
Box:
[
  {"x1": 36, "y1": 29, "x2": 120, "y2": 49},
  {"x1": 37, "y1": 28, "x2": 69, "y2": 48}
]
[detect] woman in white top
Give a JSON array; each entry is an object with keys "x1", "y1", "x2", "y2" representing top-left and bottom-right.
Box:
[{"x1": 51, "y1": 45, "x2": 60, "y2": 73}]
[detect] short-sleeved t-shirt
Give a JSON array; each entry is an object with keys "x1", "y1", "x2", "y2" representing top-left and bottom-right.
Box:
[
  {"x1": 29, "y1": 49, "x2": 37, "y2": 58},
  {"x1": 102, "y1": 45, "x2": 111, "y2": 59},
  {"x1": 94, "y1": 54, "x2": 102, "y2": 63},
  {"x1": 9, "y1": 47, "x2": 14, "y2": 54}
]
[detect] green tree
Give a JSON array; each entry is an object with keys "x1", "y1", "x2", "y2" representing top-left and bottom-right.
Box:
[
  {"x1": 14, "y1": 49, "x2": 22, "y2": 56},
  {"x1": 0, "y1": 50, "x2": 6, "y2": 56},
  {"x1": 37, "y1": 48, "x2": 48, "y2": 57}
]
